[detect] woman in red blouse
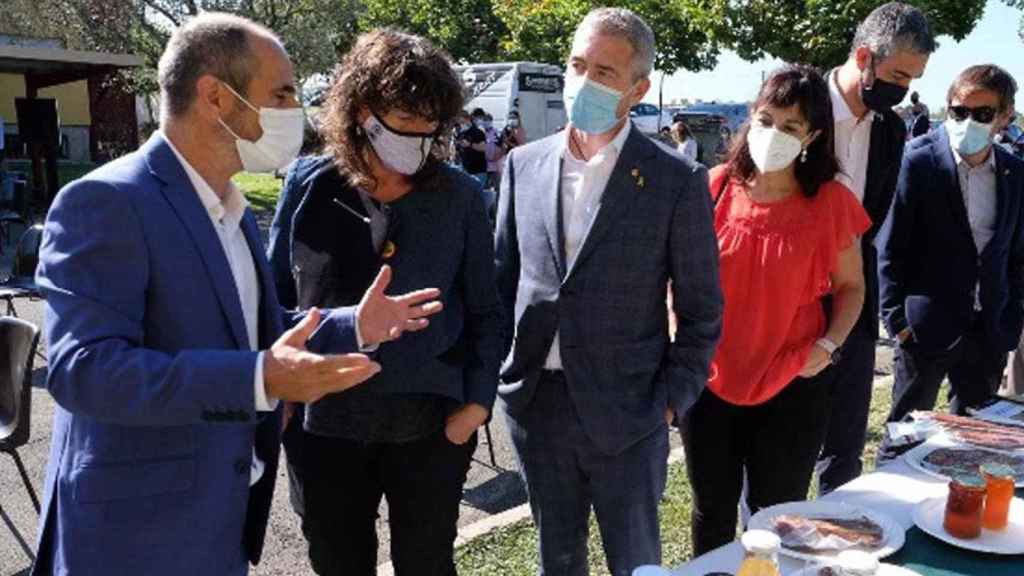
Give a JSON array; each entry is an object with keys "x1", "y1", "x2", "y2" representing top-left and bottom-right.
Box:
[{"x1": 682, "y1": 65, "x2": 870, "y2": 555}]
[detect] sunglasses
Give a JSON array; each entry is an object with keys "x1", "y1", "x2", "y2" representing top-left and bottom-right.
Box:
[{"x1": 948, "y1": 105, "x2": 998, "y2": 124}]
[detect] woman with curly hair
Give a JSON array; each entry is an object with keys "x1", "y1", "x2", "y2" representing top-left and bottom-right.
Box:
[{"x1": 267, "y1": 29, "x2": 503, "y2": 575}]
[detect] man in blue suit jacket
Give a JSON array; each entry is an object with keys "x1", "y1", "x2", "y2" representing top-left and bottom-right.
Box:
[
  {"x1": 32, "y1": 14, "x2": 441, "y2": 575},
  {"x1": 878, "y1": 65, "x2": 1024, "y2": 436},
  {"x1": 494, "y1": 9, "x2": 722, "y2": 575}
]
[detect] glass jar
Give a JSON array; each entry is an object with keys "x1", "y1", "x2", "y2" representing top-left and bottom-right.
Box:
[
  {"x1": 981, "y1": 462, "x2": 1015, "y2": 531},
  {"x1": 944, "y1": 473, "x2": 987, "y2": 539},
  {"x1": 736, "y1": 530, "x2": 781, "y2": 576},
  {"x1": 835, "y1": 550, "x2": 880, "y2": 575}
]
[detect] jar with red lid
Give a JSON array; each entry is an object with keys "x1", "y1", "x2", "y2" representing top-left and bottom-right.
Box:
[{"x1": 944, "y1": 473, "x2": 987, "y2": 539}]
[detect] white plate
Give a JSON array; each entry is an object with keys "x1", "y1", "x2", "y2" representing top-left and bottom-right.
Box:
[
  {"x1": 903, "y1": 436, "x2": 1024, "y2": 487},
  {"x1": 912, "y1": 496, "x2": 1024, "y2": 554},
  {"x1": 748, "y1": 501, "x2": 905, "y2": 562},
  {"x1": 790, "y1": 564, "x2": 921, "y2": 576}
]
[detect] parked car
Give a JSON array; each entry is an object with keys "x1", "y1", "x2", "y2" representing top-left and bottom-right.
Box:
[
  {"x1": 672, "y1": 111, "x2": 732, "y2": 167},
  {"x1": 630, "y1": 103, "x2": 674, "y2": 135},
  {"x1": 684, "y1": 102, "x2": 749, "y2": 133}
]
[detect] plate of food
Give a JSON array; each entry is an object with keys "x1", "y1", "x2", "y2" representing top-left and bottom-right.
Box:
[
  {"x1": 748, "y1": 501, "x2": 905, "y2": 562},
  {"x1": 913, "y1": 497, "x2": 1024, "y2": 554},
  {"x1": 790, "y1": 564, "x2": 920, "y2": 576},
  {"x1": 904, "y1": 436, "x2": 1024, "y2": 487},
  {"x1": 911, "y1": 411, "x2": 1024, "y2": 452}
]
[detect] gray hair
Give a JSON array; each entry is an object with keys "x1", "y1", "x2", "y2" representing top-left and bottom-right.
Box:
[
  {"x1": 851, "y1": 2, "x2": 936, "y2": 61},
  {"x1": 158, "y1": 12, "x2": 278, "y2": 119},
  {"x1": 575, "y1": 8, "x2": 656, "y2": 81}
]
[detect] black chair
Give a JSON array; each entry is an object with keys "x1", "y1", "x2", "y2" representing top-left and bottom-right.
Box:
[
  {"x1": 0, "y1": 224, "x2": 43, "y2": 317},
  {"x1": 0, "y1": 171, "x2": 27, "y2": 250},
  {"x1": 0, "y1": 316, "x2": 42, "y2": 517}
]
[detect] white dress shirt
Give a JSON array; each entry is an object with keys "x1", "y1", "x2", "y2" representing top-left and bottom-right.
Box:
[
  {"x1": 677, "y1": 138, "x2": 698, "y2": 162},
  {"x1": 544, "y1": 121, "x2": 632, "y2": 370},
  {"x1": 953, "y1": 146, "x2": 998, "y2": 311},
  {"x1": 830, "y1": 69, "x2": 874, "y2": 203},
  {"x1": 165, "y1": 135, "x2": 276, "y2": 486}
]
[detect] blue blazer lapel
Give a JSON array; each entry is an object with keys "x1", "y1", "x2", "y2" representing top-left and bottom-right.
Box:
[
  {"x1": 567, "y1": 126, "x2": 655, "y2": 279},
  {"x1": 535, "y1": 136, "x2": 567, "y2": 278},
  {"x1": 933, "y1": 129, "x2": 976, "y2": 253},
  {"x1": 984, "y1": 147, "x2": 1015, "y2": 259},
  {"x1": 241, "y1": 212, "x2": 283, "y2": 349},
  {"x1": 143, "y1": 134, "x2": 251, "y2": 350}
]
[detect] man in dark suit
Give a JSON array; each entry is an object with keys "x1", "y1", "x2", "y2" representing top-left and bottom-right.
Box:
[
  {"x1": 32, "y1": 14, "x2": 441, "y2": 575},
  {"x1": 816, "y1": 2, "x2": 935, "y2": 495},
  {"x1": 494, "y1": 8, "x2": 722, "y2": 575},
  {"x1": 878, "y1": 65, "x2": 1024, "y2": 442}
]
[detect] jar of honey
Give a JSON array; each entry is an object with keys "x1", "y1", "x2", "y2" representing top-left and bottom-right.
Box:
[
  {"x1": 736, "y1": 530, "x2": 781, "y2": 576},
  {"x1": 981, "y1": 463, "x2": 1015, "y2": 531},
  {"x1": 944, "y1": 473, "x2": 987, "y2": 539}
]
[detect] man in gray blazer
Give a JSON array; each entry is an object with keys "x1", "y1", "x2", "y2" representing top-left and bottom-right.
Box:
[{"x1": 494, "y1": 8, "x2": 723, "y2": 575}]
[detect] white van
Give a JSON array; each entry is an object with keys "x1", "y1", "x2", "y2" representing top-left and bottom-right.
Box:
[{"x1": 455, "y1": 62, "x2": 567, "y2": 143}]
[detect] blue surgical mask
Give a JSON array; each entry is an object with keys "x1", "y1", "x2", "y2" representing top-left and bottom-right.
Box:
[
  {"x1": 563, "y1": 75, "x2": 625, "y2": 135},
  {"x1": 946, "y1": 117, "x2": 994, "y2": 156}
]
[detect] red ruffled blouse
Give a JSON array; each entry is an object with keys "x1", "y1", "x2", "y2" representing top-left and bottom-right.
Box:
[{"x1": 707, "y1": 165, "x2": 871, "y2": 406}]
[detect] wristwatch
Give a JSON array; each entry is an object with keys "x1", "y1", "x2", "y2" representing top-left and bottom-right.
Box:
[{"x1": 815, "y1": 337, "x2": 842, "y2": 365}]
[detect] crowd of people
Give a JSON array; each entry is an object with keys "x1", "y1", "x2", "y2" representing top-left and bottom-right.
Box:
[{"x1": 23, "y1": 3, "x2": 1024, "y2": 576}]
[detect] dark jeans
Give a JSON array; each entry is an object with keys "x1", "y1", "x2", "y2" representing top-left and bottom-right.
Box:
[
  {"x1": 506, "y1": 371, "x2": 669, "y2": 576},
  {"x1": 295, "y1": 427, "x2": 476, "y2": 576},
  {"x1": 816, "y1": 323, "x2": 877, "y2": 494},
  {"x1": 886, "y1": 323, "x2": 1006, "y2": 424},
  {"x1": 681, "y1": 374, "x2": 832, "y2": 556}
]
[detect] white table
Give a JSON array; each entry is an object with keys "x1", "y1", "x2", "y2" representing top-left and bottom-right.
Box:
[{"x1": 672, "y1": 459, "x2": 949, "y2": 575}]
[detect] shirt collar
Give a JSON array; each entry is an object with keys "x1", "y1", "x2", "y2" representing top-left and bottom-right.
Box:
[
  {"x1": 829, "y1": 68, "x2": 874, "y2": 125},
  {"x1": 562, "y1": 120, "x2": 632, "y2": 163},
  {"x1": 952, "y1": 143, "x2": 997, "y2": 173},
  {"x1": 162, "y1": 131, "x2": 249, "y2": 227}
]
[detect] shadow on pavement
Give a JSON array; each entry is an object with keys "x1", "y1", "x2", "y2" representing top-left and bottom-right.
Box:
[{"x1": 461, "y1": 469, "x2": 528, "y2": 514}]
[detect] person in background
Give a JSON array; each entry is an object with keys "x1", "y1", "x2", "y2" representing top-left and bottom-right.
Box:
[
  {"x1": 31, "y1": 14, "x2": 441, "y2": 576},
  {"x1": 501, "y1": 109, "x2": 527, "y2": 153},
  {"x1": 909, "y1": 91, "x2": 931, "y2": 138},
  {"x1": 495, "y1": 8, "x2": 722, "y2": 574},
  {"x1": 685, "y1": 65, "x2": 869, "y2": 555},
  {"x1": 815, "y1": 1, "x2": 934, "y2": 496},
  {"x1": 457, "y1": 108, "x2": 488, "y2": 185},
  {"x1": 671, "y1": 120, "x2": 698, "y2": 162},
  {"x1": 267, "y1": 29, "x2": 502, "y2": 576},
  {"x1": 484, "y1": 112, "x2": 503, "y2": 190},
  {"x1": 878, "y1": 65, "x2": 1024, "y2": 440}
]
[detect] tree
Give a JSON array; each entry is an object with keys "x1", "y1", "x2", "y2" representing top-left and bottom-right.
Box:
[
  {"x1": 359, "y1": 0, "x2": 507, "y2": 63},
  {"x1": 494, "y1": 0, "x2": 725, "y2": 74},
  {"x1": 724, "y1": 0, "x2": 988, "y2": 70}
]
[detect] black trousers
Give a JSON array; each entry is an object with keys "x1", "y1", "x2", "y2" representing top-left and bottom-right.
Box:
[
  {"x1": 816, "y1": 322, "x2": 877, "y2": 494},
  {"x1": 295, "y1": 427, "x2": 476, "y2": 576},
  {"x1": 887, "y1": 323, "x2": 1006, "y2": 423},
  {"x1": 681, "y1": 374, "x2": 832, "y2": 556}
]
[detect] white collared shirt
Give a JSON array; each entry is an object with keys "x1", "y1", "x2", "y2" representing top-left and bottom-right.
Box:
[
  {"x1": 953, "y1": 146, "x2": 998, "y2": 255},
  {"x1": 544, "y1": 121, "x2": 632, "y2": 370},
  {"x1": 164, "y1": 134, "x2": 276, "y2": 486},
  {"x1": 830, "y1": 69, "x2": 874, "y2": 203}
]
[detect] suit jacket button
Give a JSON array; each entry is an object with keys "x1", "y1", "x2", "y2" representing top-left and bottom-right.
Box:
[{"x1": 235, "y1": 460, "x2": 249, "y2": 475}]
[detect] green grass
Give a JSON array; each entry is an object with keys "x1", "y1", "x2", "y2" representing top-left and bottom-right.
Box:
[
  {"x1": 233, "y1": 172, "x2": 283, "y2": 213},
  {"x1": 455, "y1": 379, "x2": 952, "y2": 575}
]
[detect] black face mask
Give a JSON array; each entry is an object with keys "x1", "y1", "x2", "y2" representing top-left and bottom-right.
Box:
[{"x1": 860, "y1": 64, "x2": 909, "y2": 112}]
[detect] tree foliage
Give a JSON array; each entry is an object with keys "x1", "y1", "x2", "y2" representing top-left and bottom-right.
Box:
[
  {"x1": 724, "y1": 0, "x2": 989, "y2": 69},
  {"x1": 359, "y1": 0, "x2": 506, "y2": 63}
]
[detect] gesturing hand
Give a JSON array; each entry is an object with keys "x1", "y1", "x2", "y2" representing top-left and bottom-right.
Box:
[
  {"x1": 265, "y1": 308, "x2": 381, "y2": 404},
  {"x1": 357, "y1": 265, "x2": 444, "y2": 347}
]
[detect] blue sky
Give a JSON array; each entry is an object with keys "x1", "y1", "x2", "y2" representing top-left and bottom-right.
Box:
[{"x1": 644, "y1": 0, "x2": 1023, "y2": 109}]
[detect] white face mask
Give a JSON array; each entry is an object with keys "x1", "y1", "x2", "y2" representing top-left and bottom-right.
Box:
[
  {"x1": 219, "y1": 82, "x2": 305, "y2": 173},
  {"x1": 747, "y1": 125, "x2": 805, "y2": 173},
  {"x1": 363, "y1": 113, "x2": 433, "y2": 175}
]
